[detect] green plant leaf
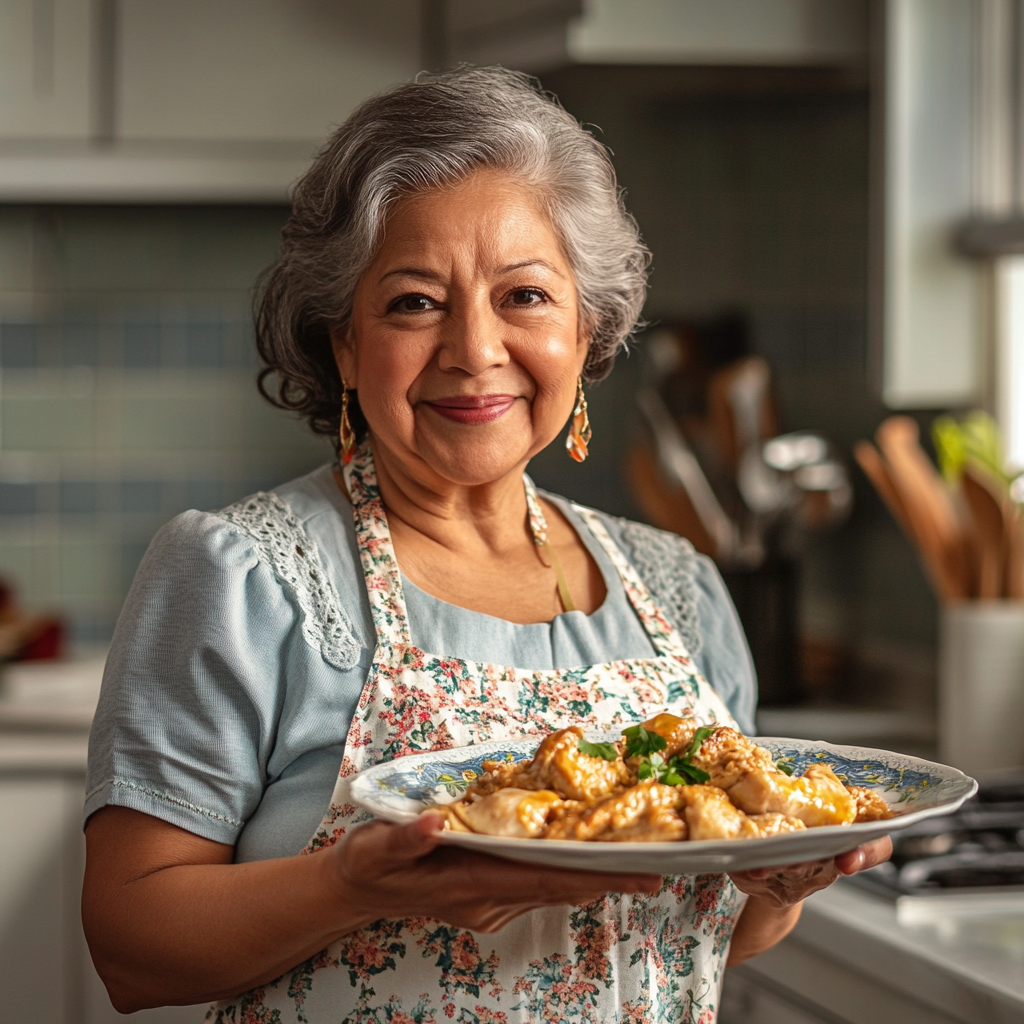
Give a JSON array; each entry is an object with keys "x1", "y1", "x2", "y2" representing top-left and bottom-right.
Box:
[{"x1": 577, "y1": 739, "x2": 618, "y2": 761}]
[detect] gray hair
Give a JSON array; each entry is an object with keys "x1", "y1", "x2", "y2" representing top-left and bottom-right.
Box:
[{"x1": 256, "y1": 64, "x2": 650, "y2": 443}]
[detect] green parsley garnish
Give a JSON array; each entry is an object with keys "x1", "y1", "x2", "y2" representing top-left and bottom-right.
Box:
[
  {"x1": 577, "y1": 738, "x2": 619, "y2": 761},
  {"x1": 776, "y1": 760, "x2": 795, "y2": 776},
  {"x1": 621, "y1": 724, "x2": 668, "y2": 759},
  {"x1": 621, "y1": 722, "x2": 714, "y2": 786},
  {"x1": 684, "y1": 726, "x2": 715, "y2": 761}
]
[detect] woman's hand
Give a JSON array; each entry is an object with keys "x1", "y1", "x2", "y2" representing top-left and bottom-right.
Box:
[
  {"x1": 333, "y1": 812, "x2": 662, "y2": 934},
  {"x1": 83, "y1": 806, "x2": 660, "y2": 1012},
  {"x1": 725, "y1": 836, "x2": 892, "y2": 966}
]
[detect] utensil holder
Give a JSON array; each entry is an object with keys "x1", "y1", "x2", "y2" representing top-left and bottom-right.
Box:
[{"x1": 939, "y1": 602, "x2": 1024, "y2": 774}]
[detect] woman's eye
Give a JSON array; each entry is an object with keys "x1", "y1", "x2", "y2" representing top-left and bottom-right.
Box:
[
  {"x1": 508, "y1": 288, "x2": 547, "y2": 307},
  {"x1": 389, "y1": 294, "x2": 437, "y2": 313}
]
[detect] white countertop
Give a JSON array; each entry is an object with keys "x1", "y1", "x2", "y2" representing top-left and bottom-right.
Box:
[{"x1": 743, "y1": 880, "x2": 1024, "y2": 1024}]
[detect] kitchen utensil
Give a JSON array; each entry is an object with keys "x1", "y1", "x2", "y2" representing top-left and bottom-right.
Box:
[
  {"x1": 875, "y1": 417, "x2": 971, "y2": 601},
  {"x1": 350, "y1": 733, "x2": 976, "y2": 874},
  {"x1": 855, "y1": 438, "x2": 962, "y2": 600},
  {"x1": 636, "y1": 387, "x2": 741, "y2": 562},
  {"x1": 854, "y1": 440, "x2": 913, "y2": 533},
  {"x1": 961, "y1": 465, "x2": 1007, "y2": 599},
  {"x1": 625, "y1": 444, "x2": 717, "y2": 557}
]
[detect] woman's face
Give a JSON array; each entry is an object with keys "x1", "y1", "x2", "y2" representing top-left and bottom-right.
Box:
[{"x1": 334, "y1": 169, "x2": 589, "y2": 488}]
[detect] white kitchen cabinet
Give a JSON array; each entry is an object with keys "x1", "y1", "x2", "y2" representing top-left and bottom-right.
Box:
[
  {"x1": 117, "y1": 0, "x2": 420, "y2": 144},
  {"x1": 0, "y1": 0, "x2": 95, "y2": 140},
  {"x1": 0, "y1": 740, "x2": 205, "y2": 1024},
  {"x1": 0, "y1": 777, "x2": 79, "y2": 1023}
]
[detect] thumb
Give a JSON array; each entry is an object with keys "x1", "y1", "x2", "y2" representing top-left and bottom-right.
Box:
[{"x1": 382, "y1": 812, "x2": 446, "y2": 863}]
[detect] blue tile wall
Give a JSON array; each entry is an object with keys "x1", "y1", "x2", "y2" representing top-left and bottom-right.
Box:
[{"x1": 0, "y1": 205, "x2": 330, "y2": 648}]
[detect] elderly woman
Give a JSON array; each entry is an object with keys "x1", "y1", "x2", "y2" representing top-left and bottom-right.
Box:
[{"x1": 83, "y1": 66, "x2": 888, "y2": 1023}]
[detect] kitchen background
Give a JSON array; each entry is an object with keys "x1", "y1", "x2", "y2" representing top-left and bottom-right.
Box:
[{"x1": 2, "y1": 2, "x2": 1023, "y2": 1023}]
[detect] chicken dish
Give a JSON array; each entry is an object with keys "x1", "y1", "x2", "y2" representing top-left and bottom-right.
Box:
[{"x1": 429, "y1": 713, "x2": 893, "y2": 842}]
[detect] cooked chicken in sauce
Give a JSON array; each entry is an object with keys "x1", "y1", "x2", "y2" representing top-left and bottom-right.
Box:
[{"x1": 429, "y1": 713, "x2": 893, "y2": 842}]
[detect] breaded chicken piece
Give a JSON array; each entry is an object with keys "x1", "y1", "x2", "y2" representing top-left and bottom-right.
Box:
[
  {"x1": 438, "y1": 788, "x2": 564, "y2": 838},
  {"x1": 468, "y1": 726, "x2": 631, "y2": 803},
  {"x1": 727, "y1": 762, "x2": 856, "y2": 827},
  {"x1": 689, "y1": 726, "x2": 777, "y2": 789},
  {"x1": 542, "y1": 781, "x2": 687, "y2": 842},
  {"x1": 676, "y1": 785, "x2": 805, "y2": 840},
  {"x1": 637, "y1": 712, "x2": 700, "y2": 758},
  {"x1": 847, "y1": 785, "x2": 893, "y2": 822}
]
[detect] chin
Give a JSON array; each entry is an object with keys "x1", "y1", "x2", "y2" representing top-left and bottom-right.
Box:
[{"x1": 418, "y1": 432, "x2": 535, "y2": 487}]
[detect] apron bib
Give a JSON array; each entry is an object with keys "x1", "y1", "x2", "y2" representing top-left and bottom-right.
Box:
[{"x1": 208, "y1": 443, "x2": 745, "y2": 1024}]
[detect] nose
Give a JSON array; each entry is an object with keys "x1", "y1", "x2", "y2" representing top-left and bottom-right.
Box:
[{"x1": 436, "y1": 292, "x2": 510, "y2": 375}]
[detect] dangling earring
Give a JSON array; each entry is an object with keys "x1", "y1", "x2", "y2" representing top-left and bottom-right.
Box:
[
  {"x1": 565, "y1": 376, "x2": 591, "y2": 462},
  {"x1": 340, "y1": 383, "x2": 356, "y2": 465}
]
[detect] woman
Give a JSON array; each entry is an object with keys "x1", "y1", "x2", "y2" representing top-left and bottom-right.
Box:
[{"x1": 83, "y1": 66, "x2": 889, "y2": 1023}]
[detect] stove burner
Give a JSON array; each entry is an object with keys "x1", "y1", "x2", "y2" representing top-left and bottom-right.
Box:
[{"x1": 850, "y1": 773, "x2": 1024, "y2": 899}]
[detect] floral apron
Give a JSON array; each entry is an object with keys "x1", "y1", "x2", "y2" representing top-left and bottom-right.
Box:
[{"x1": 209, "y1": 442, "x2": 745, "y2": 1024}]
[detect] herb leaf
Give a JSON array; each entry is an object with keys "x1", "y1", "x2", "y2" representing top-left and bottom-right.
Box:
[
  {"x1": 685, "y1": 726, "x2": 715, "y2": 762},
  {"x1": 578, "y1": 739, "x2": 619, "y2": 761},
  {"x1": 621, "y1": 724, "x2": 668, "y2": 759},
  {"x1": 673, "y1": 760, "x2": 711, "y2": 785},
  {"x1": 776, "y1": 760, "x2": 795, "y2": 776}
]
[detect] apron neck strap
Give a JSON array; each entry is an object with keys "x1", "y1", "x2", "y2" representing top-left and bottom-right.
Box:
[{"x1": 343, "y1": 440, "x2": 412, "y2": 651}]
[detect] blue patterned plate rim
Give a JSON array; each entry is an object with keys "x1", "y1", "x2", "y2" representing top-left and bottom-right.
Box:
[{"x1": 350, "y1": 733, "x2": 978, "y2": 847}]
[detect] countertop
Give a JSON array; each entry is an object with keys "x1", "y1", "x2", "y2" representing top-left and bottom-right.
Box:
[{"x1": 741, "y1": 879, "x2": 1024, "y2": 1024}]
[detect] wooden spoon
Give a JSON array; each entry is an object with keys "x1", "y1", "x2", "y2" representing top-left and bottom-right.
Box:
[
  {"x1": 854, "y1": 439, "x2": 960, "y2": 601},
  {"x1": 1007, "y1": 506, "x2": 1024, "y2": 599},
  {"x1": 875, "y1": 417, "x2": 970, "y2": 601},
  {"x1": 961, "y1": 465, "x2": 1006, "y2": 599}
]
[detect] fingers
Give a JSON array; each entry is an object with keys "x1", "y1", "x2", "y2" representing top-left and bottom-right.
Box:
[
  {"x1": 836, "y1": 835, "x2": 893, "y2": 876},
  {"x1": 344, "y1": 815, "x2": 445, "y2": 871}
]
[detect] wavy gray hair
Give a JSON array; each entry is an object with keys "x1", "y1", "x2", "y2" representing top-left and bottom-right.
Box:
[{"x1": 256, "y1": 64, "x2": 650, "y2": 443}]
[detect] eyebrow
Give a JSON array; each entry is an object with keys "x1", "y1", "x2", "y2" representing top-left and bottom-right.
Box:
[{"x1": 377, "y1": 259, "x2": 564, "y2": 285}]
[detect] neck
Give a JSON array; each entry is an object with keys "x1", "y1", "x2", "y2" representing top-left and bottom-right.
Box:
[{"x1": 366, "y1": 434, "x2": 534, "y2": 558}]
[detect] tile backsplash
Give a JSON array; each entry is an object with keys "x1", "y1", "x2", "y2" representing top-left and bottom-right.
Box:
[{"x1": 0, "y1": 206, "x2": 331, "y2": 646}]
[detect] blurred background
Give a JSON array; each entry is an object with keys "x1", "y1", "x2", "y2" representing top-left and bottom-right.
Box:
[{"x1": 3, "y1": 2, "x2": 1024, "y2": 1022}]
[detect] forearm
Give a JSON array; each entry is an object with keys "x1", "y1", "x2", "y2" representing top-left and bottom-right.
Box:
[
  {"x1": 725, "y1": 895, "x2": 801, "y2": 967},
  {"x1": 84, "y1": 835, "x2": 372, "y2": 1011}
]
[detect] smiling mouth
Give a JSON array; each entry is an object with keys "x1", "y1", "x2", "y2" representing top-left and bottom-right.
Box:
[{"x1": 424, "y1": 394, "x2": 517, "y2": 425}]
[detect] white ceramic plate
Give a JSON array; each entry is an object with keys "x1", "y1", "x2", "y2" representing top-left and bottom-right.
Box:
[{"x1": 349, "y1": 734, "x2": 977, "y2": 873}]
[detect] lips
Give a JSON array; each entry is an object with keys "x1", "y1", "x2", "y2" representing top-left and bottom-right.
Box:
[{"x1": 424, "y1": 393, "x2": 517, "y2": 425}]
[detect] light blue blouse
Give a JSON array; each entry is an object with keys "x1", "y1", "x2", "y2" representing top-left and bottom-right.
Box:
[{"x1": 85, "y1": 464, "x2": 757, "y2": 861}]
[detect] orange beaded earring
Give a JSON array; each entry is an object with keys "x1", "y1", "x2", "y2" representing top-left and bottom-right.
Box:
[
  {"x1": 565, "y1": 376, "x2": 591, "y2": 462},
  {"x1": 340, "y1": 384, "x2": 356, "y2": 465}
]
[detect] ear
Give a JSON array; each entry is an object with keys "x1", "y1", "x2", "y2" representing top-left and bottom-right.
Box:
[
  {"x1": 575, "y1": 323, "x2": 592, "y2": 377},
  {"x1": 329, "y1": 325, "x2": 358, "y2": 388}
]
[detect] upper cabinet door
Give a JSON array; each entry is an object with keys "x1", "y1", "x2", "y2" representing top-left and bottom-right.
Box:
[
  {"x1": 116, "y1": 0, "x2": 421, "y2": 143},
  {"x1": 0, "y1": 0, "x2": 95, "y2": 139}
]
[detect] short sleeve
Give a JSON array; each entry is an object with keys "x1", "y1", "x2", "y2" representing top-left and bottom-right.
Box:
[{"x1": 85, "y1": 511, "x2": 305, "y2": 844}]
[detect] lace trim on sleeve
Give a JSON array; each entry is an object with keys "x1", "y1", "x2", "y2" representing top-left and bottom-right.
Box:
[
  {"x1": 619, "y1": 520, "x2": 703, "y2": 656},
  {"x1": 214, "y1": 492, "x2": 361, "y2": 670}
]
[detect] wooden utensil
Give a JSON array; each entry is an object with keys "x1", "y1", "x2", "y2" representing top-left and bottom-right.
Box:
[
  {"x1": 855, "y1": 439, "x2": 960, "y2": 601},
  {"x1": 1007, "y1": 507, "x2": 1024, "y2": 599},
  {"x1": 875, "y1": 417, "x2": 971, "y2": 601},
  {"x1": 854, "y1": 441, "x2": 912, "y2": 534},
  {"x1": 961, "y1": 465, "x2": 1006, "y2": 599}
]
